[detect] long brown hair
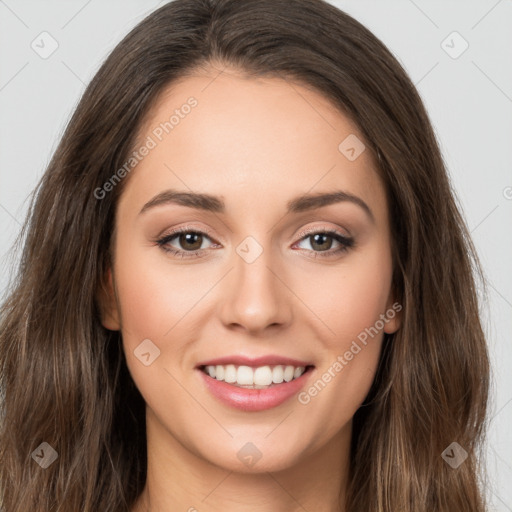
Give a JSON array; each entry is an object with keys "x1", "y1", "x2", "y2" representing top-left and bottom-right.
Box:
[{"x1": 0, "y1": 0, "x2": 490, "y2": 510}]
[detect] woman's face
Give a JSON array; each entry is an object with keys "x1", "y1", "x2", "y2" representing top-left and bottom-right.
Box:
[{"x1": 101, "y1": 67, "x2": 400, "y2": 474}]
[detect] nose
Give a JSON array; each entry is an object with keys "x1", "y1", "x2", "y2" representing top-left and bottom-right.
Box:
[{"x1": 218, "y1": 245, "x2": 293, "y2": 335}]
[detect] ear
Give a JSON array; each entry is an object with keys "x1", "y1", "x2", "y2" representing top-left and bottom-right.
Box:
[
  {"x1": 96, "y1": 266, "x2": 121, "y2": 331},
  {"x1": 383, "y1": 286, "x2": 402, "y2": 334}
]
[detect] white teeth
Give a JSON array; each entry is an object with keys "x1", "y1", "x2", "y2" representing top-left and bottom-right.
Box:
[
  {"x1": 202, "y1": 364, "x2": 308, "y2": 388},
  {"x1": 254, "y1": 366, "x2": 273, "y2": 386},
  {"x1": 224, "y1": 364, "x2": 237, "y2": 383},
  {"x1": 272, "y1": 365, "x2": 284, "y2": 384},
  {"x1": 215, "y1": 365, "x2": 224, "y2": 380},
  {"x1": 283, "y1": 365, "x2": 295, "y2": 382},
  {"x1": 237, "y1": 365, "x2": 254, "y2": 385}
]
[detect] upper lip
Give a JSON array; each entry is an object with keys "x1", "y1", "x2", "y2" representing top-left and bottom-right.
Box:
[{"x1": 196, "y1": 355, "x2": 314, "y2": 368}]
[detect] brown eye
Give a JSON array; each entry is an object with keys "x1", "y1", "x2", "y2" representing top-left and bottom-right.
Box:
[
  {"x1": 294, "y1": 229, "x2": 354, "y2": 259},
  {"x1": 156, "y1": 228, "x2": 218, "y2": 259},
  {"x1": 177, "y1": 232, "x2": 204, "y2": 251},
  {"x1": 308, "y1": 233, "x2": 333, "y2": 252}
]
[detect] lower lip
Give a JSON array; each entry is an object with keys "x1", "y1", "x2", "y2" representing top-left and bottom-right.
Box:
[{"x1": 197, "y1": 367, "x2": 314, "y2": 412}]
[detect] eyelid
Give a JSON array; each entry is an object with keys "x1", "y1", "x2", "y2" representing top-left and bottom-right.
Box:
[
  {"x1": 294, "y1": 224, "x2": 351, "y2": 241},
  {"x1": 158, "y1": 223, "x2": 218, "y2": 241}
]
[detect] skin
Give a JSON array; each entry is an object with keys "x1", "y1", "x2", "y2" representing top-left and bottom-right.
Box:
[{"x1": 99, "y1": 64, "x2": 401, "y2": 512}]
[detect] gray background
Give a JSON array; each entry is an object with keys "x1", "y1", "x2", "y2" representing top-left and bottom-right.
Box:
[{"x1": 0, "y1": 0, "x2": 511, "y2": 509}]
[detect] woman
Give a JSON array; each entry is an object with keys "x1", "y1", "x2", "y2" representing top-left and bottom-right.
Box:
[{"x1": 0, "y1": 0, "x2": 490, "y2": 510}]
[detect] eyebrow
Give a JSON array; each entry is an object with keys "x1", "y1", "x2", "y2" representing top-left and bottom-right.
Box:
[{"x1": 139, "y1": 188, "x2": 374, "y2": 222}]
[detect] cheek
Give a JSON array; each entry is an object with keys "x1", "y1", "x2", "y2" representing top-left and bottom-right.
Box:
[
  {"x1": 295, "y1": 240, "x2": 393, "y2": 351},
  {"x1": 112, "y1": 238, "x2": 226, "y2": 390},
  {"x1": 115, "y1": 262, "x2": 174, "y2": 340},
  {"x1": 291, "y1": 242, "x2": 392, "y2": 421},
  {"x1": 113, "y1": 233, "x2": 210, "y2": 340},
  {"x1": 334, "y1": 261, "x2": 391, "y2": 341},
  {"x1": 111, "y1": 236, "x2": 191, "y2": 376},
  {"x1": 113, "y1": 247, "x2": 195, "y2": 412}
]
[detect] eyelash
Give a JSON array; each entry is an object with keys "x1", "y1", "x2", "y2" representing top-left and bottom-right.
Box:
[{"x1": 155, "y1": 226, "x2": 354, "y2": 260}]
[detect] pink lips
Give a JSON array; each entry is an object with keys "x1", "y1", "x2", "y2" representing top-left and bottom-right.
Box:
[
  {"x1": 196, "y1": 354, "x2": 313, "y2": 368},
  {"x1": 195, "y1": 355, "x2": 315, "y2": 412}
]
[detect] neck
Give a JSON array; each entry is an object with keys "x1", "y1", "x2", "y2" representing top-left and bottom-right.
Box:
[{"x1": 132, "y1": 407, "x2": 351, "y2": 512}]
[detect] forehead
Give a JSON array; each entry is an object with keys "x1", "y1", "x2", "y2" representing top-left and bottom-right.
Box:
[{"x1": 119, "y1": 68, "x2": 386, "y2": 221}]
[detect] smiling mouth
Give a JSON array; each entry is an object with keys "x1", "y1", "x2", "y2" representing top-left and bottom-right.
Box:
[{"x1": 199, "y1": 364, "x2": 315, "y2": 389}]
